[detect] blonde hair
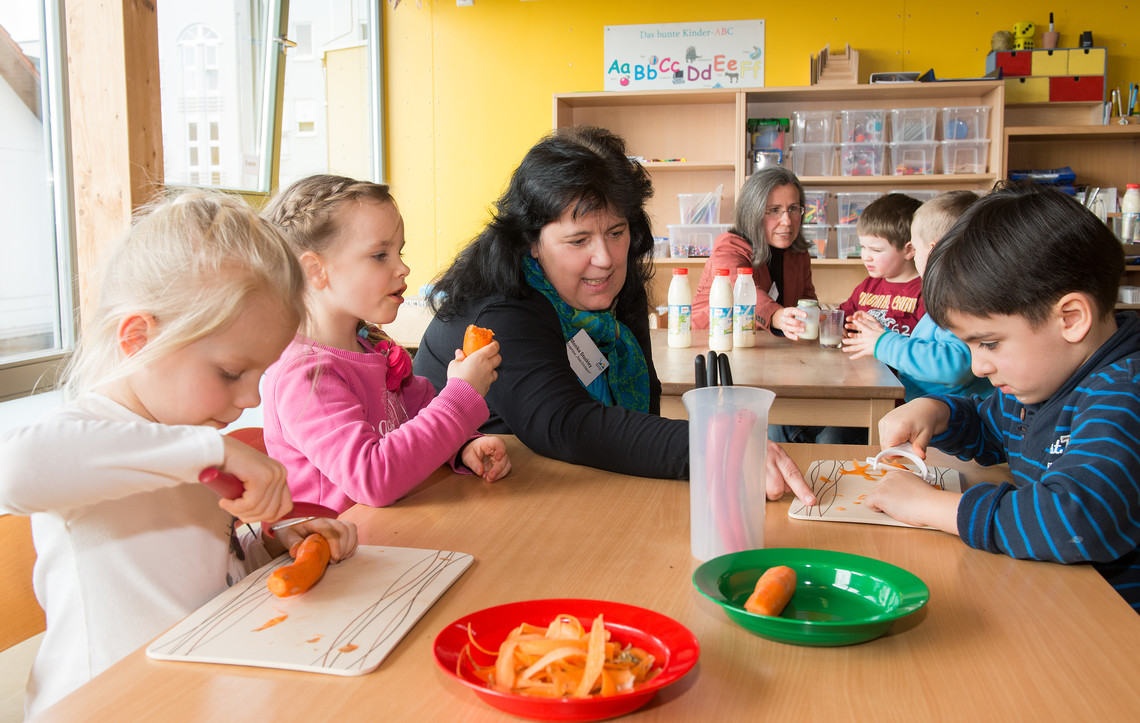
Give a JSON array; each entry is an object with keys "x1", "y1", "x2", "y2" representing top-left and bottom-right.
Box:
[
  {"x1": 264, "y1": 174, "x2": 397, "y2": 343},
  {"x1": 911, "y1": 190, "x2": 980, "y2": 247},
  {"x1": 66, "y1": 190, "x2": 306, "y2": 397}
]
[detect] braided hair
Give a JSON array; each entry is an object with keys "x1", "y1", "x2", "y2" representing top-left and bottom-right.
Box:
[{"x1": 263, "y1": 174, "x2": 397, "y2": 343}]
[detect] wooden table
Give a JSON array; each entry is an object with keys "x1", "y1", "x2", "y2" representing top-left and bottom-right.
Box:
[
  {"x1": 651, "y1": 329, "x2": 904, "y2": 444},
  {"x1": 36, "y1": 438, "x2": 1140, "y2": 721}
]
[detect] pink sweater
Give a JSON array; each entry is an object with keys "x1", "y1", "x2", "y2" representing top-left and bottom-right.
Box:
[{"x1": 263, "y1": 336, "x2": 488, "y2": 513}]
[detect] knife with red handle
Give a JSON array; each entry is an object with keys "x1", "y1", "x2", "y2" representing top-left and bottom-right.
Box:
[{"x1": 199, "y1": 467, "x2": 339, "y2": 536}]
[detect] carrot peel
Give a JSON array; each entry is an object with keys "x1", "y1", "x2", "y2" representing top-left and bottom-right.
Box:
[
  {"x1": 743, "y1": 565, "x2": 797, "y2": 617},
  {"x1": 267, "y1": 533, "x2": 331, "y2": 597}
]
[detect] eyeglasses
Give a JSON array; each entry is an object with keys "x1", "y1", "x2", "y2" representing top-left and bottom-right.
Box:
[{"x1": 765, "y1": 205, "x2": 806, "y2": 219}]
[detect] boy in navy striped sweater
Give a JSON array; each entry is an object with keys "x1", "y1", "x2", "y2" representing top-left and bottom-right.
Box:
[{"x1": 866, "y1": 182, "x2": 1140, "y2": 612}]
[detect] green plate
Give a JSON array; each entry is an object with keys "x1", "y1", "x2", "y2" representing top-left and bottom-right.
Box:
[{"x1": 692, "y1": 548, "x2": 929, "y2": 646}]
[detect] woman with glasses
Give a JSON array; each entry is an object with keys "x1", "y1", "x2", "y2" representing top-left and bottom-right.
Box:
[{"x1": 691, "y1": 167, "x2": 817, "y2": 338}]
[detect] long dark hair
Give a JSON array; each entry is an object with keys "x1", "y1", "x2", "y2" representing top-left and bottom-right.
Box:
[
  {"x1": 925, "y1": 181, "x2": 1124, "y2": 328},
  {"x1": 429, "y1": 125, "x2": 656, "y2": 320}
]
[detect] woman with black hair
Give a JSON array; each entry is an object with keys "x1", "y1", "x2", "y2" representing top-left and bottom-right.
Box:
[{"x1": 414, "y1": 125, "x2": 812, "y2": 499}]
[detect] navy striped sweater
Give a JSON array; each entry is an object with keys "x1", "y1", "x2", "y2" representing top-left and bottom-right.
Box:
[{"x1": 931, "y1": 312, "x2": 1140, "y2": 612}]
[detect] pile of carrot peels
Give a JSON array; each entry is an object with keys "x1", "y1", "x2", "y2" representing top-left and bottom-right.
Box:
[{"x1": 459, "y1": 613, "x2": 660, "y2": 698}]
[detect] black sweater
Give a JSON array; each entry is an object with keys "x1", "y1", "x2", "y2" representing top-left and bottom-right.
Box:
[{"x1": 413, "y1": 289, "x2": 689, "y2": 479}]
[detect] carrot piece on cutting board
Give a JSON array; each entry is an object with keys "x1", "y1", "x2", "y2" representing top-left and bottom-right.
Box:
[
  {"x1": 462, "y1": 325, "x2": 495, "y2": 356},
  {"x1": 744, "y1": 565, "x2": 797, "y2": 617},
  {"x1": 267, "y1": 533, "x2": 331, "y2": 597}
]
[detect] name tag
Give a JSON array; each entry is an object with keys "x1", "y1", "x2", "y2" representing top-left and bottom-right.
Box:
[{"x1": 566, "y1": 329, "x2": 609, "y2": 386}]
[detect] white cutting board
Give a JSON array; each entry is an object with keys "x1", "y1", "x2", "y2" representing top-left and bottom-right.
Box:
[
  {"x1": 146, "y1": 545, "x2": 472, "y2": 675},
  {"x1": 788, "y1": 459, "x2": 962, "y2": 529}
]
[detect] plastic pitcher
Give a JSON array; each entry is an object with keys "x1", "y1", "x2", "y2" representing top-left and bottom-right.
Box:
[{"x1": 683, "y1": 386, "x2": 775, "y2": 561}]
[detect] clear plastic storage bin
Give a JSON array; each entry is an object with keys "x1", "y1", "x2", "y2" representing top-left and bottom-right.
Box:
[
  {"x1": 836, "y1": 225, "x2": 862, "y2": 259},
  {"x1": 802, "y1": 189, "x2": 830, "y2": 224},
  {"x1": 802, "y1": 223, "x2": 830, "y2": 258},
  {"x1": 839, "y1": 109, "x2": 887, "y2": 143},
  {"x1": 941, "y1": 105, "x2": 991, "y2": 140},
  {"x1": 940, "y1": 139, "x2": 991, "y2": 174},
  {"x1": 836, "y1": 192, "x2": 882, "y2": 225},
  {"x1": 889, "y1": 189, "x2": 938, "y2": 203},
  {"x1": 840, "y1": 142, "x2": 887, "y2": 176},
  {"x1": 890, "y1": 141, "x2": 938, "y2": 175},
  {"x1": 792, "y1": 110, "x2": 837, "y2": 144},
  {"x1": 667, "y1": 223, "x2": 731, "y2": 258},
  {"x1": 890, "y1": 107, "x2": 939, "y2": 142},
  {"x1": 790, "y1": 142, "x2": 838, "y2": 177},
  {"x1": 678, "y1": 191, "x2": 722, "y2": 224}
]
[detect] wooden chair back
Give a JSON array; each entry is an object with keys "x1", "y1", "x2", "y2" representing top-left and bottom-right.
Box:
[{"x1": 0, "y1": 514, "x2": 46, "y2": 652}]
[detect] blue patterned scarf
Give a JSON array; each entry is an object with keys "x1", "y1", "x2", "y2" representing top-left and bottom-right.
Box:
[{"x1": 522, "y1": 255, "x2": 649, "y2": 412}]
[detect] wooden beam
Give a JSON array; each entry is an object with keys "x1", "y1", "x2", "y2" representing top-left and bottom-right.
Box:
[
  {"x1": 0, "y1": 22, "x2": 40, "y2": 119},
  {"x1": 65, "y1": 0, "x2": 164, "y2": 324}
]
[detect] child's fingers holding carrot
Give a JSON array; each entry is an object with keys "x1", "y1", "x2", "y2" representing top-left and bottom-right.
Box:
[
  {"x1": 275, "y1": 518, "x2": 359, "y2": 563},
  {"x1": 448, "y1": 340, "x2": 501, "y2": 396}
]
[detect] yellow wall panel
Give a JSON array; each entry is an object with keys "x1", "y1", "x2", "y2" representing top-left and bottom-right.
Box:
[{"x1": 383, "y1": 1, "x2": 1140, "y2": 292}]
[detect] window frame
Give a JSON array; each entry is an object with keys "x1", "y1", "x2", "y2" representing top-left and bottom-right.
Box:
[{"x1": 0, "y1": 0, "x2": 77, "y2": 402}]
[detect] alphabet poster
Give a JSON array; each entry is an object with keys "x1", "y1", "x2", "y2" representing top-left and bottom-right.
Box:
[{"x1": 603, "y1": 20, "x2": 765, "y2": 91}]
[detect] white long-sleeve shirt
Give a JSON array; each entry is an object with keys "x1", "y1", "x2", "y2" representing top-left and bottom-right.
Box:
[{"x1": 0, "y1": 393, "x2": 270, "y2": 718}]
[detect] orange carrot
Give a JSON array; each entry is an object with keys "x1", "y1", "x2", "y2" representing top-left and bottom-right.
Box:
[
  {"x1": 462, "y1": 325, "x2": 495, "y2": 356},
  {"x1": 743, "y1": 565, "x2": 797, "y2": 617},
  {"x1": 267, "y1": 533, "x2": 331, "y2": 597}
]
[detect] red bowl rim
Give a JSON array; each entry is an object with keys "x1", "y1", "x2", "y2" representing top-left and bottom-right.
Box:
[{"x1": 432, "y1": 598, "x2": 699, "y2": 715}]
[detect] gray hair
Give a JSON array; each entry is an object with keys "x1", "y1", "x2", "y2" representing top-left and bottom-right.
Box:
[{"x1": 731, "y1": 166, "x2": 810, "y2": 266}]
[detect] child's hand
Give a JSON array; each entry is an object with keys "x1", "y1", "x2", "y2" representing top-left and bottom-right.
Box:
[
  {"x1": 841, "y1": 314, "x2": 885, "y2": 360},
  {"x1": 460, "y1": 436, "x2": 512, "y2": 483},
  {"x1": 274, "y1": 518, "x2": 359, "y2": 563},
  {"x1": 219, "y1": 436, "x2": 294, "y2": 524},
  {"x1": 865, "y1": 469, "x2": 961, "y2": 533},
  {"x1": 447, "y1": 340, "x2": 501, "y2": 396},
  {"x1": 878, "y1": 398, "x2": 952, "y2": 457},
  {"x1": 772, "y1": 307, "x2": 806, "y2": 340}
]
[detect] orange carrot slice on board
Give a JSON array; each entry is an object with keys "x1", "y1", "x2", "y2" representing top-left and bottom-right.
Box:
[
  {"x1": 462, "y1": 325, "x2": 494, "y2": 355},
  {"x1": 744, "y1": 565, "x2": 797, "y2": 617},
  {"x1": 267, "y1": 533, "x2": 331, "y2": 597}
]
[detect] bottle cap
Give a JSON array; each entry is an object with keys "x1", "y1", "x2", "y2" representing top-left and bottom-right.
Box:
[
  {"x1": 714, "y1": 268, "x2": 730, "y2": 276},
  {"x1": 672, "y1": 267, "x2": 688, "y2": 275},
  {"x1": 737, "y1": 267, "x2": 753, "y2": 274},
  {"x1": 1128, "y1": 184, "x2": 1140, "y2": 190}
]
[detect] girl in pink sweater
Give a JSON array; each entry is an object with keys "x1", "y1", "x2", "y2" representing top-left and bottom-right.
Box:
[{"x1": 262, "y1": 175, "x2": 510, "y2": 513}]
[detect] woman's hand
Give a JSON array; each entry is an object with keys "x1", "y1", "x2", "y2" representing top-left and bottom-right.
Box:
[
  {"x1": 460, "y1": 436, "x2": 512, "y2": 482},
  {"x1": 765, "y1": 441, "x2": 817, "y2": 507},
  {"x1": 772, "y1": 306, "x2": 807, "y2": 340},
  {"x1": 447, "y1": 340, "x2": 501, "y2": 396},
  {"x1": 273, "y1": 518, "x2": 359, "y2": 563}
]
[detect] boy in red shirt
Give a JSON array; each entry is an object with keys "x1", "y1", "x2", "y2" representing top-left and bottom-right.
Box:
[{"x1": 838, "y1": 193, "x2": 925, "y2": 335}]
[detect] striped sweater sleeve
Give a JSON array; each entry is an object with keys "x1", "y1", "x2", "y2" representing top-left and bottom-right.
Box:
[{"x1": 934, "y1": 376, "x2": 1140, "y2": 567}]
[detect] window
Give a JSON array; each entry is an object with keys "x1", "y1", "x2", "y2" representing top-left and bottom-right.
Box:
[
  {"x1": 158, "y1": 2, "x2": 284, "y2": 192},
  {"x1": 277, "y1": 0, "x2": 383, "y2": 187},
  {"x1": 0, "y1": 0, "x2": 75, "y2": 400}
]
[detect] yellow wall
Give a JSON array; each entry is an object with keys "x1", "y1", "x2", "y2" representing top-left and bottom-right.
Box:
[{"x1": 382, "y1": 0, "x2": 1140, "y2": 292}]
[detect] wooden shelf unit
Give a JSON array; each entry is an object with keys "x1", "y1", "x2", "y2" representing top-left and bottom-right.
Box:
[{"x1": 553, "y1": 82, "x2": 1006, "y2": 306}]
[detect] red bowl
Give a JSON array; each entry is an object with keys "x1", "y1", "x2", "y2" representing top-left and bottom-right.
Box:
[{"x1": 433, "y1": 599, "x2": 699, "y2": 721}]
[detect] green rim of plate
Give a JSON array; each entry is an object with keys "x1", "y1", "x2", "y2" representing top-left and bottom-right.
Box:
[{"x1": 692, "y1": 548, "x2": 929, "y2": 646}]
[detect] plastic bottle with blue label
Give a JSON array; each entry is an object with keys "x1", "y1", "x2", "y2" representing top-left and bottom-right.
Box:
[
  {"x1": 732, "y1": 267, "x2": 756, "y2": 348},
  {"x1": 667, "y1": 268, "x2": 692, "y2": 348},
  {"x1": 709, "y1": 268, "x2": 734, "y2": 352}
]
